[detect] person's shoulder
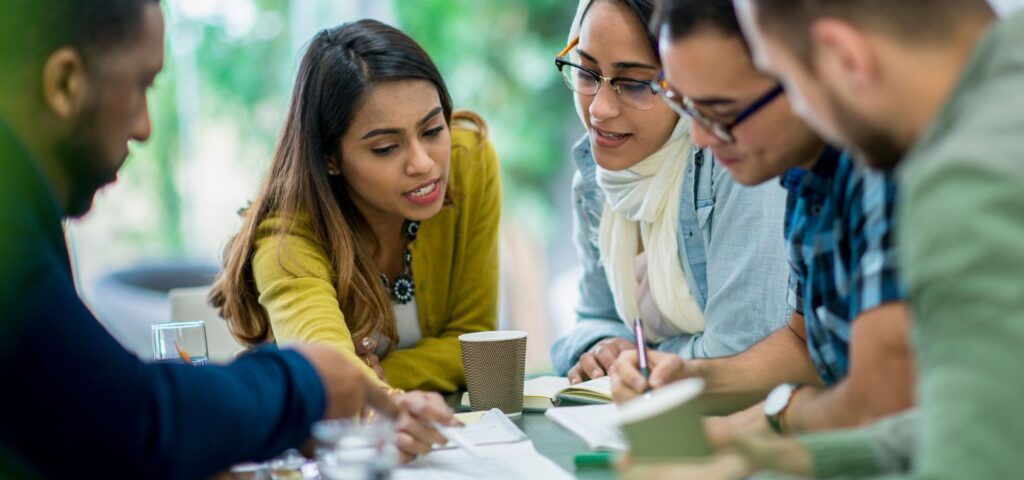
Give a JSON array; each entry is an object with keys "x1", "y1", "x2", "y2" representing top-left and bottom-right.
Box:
[
  {"x1": 450, "y1": 110, "x2": 492, "y2": 159},
  {"x1": 253, "y1": 210, "x2": 319, "y2": 249},
  {"x1": 904, "y1": 45, "x2": 1024, "y2": 182},
  {"x1": 830, "y1": 152, "x2": 891, "y2": 211},
  {"x1": 569, "y1": 133, "x2": 600, "y2": 193},
  {"x1": 448, "y1": 111, "x2": 499, "y2": 192}
]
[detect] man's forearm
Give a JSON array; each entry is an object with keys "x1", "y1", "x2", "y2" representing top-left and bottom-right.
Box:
[
  {"x1": 784, "y1": 384, "x2": 861, "y2": 432},
  {"x1": 786, "y1": 303, "x2": 915, "y2": 433},
  {"x1": 694, "y1": 324, "x2": 822, "y2": 415},
  {"x1": 785, "y1": 370, "x2": 913, "y2": 433}
]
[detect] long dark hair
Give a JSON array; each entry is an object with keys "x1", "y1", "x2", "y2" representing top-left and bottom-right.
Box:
[{"x1": 209, "y1": 19, "x2": 482, "y2": 346}]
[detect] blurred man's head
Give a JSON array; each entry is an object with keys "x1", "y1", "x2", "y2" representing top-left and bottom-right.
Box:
[
  {"x1": 734, "y1": 0, "x2": 995, "y2": 170},
  {"x1": 652, "y1": 0, "x2": 824, "y2": 186},
  {"x1": 0, "y1": 0, "x2": 164, "y2": 216}
]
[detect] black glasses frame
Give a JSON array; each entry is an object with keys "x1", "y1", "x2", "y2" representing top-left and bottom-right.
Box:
[{"x1": 652, "y1": 78, "x2": 785, "y2": 144}]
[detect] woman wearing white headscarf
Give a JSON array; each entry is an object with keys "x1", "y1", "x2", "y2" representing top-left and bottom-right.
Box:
[{"x1": 551, "y1": 0, "x2": 791, "y2": 383}]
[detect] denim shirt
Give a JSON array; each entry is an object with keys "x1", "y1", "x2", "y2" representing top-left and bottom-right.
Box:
[{"x1": 551, "y1": 135, "x2": 792, "y2": 375}]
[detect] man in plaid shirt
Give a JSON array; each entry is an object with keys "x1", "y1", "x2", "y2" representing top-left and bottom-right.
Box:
[
  {"x1": 782, "y1": 148, "x2": 903, "y2": 385},
  {"x1": 610, "y1": 0, "x2": 912, "y2": 445}
]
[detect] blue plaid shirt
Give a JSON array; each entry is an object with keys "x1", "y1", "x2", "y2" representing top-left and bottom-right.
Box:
[{"x1": 782, "y1": 149, "x2": 903, "y2": 385}]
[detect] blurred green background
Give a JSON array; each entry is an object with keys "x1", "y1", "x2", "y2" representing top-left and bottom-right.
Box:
[{"x1": 71, "y1": 0, "x2": 585, "y2": 366}]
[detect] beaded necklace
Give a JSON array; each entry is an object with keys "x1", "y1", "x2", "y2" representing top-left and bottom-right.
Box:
[{"x1": 380, "y1": 220, "x2": 419, "y2": 304}]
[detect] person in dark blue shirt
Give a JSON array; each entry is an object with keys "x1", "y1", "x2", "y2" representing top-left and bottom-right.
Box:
[{"x1": 0, "y1": 1, "x2": 456, "y2": 478}]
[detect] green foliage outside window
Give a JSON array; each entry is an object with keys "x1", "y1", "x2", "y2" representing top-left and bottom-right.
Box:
[{"x1": 108, "y1": 0, "x2": 580, "y2": 261}]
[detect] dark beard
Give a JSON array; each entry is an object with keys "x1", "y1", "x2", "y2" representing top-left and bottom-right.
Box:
[
  {"x1": 54, "y1": 105, "x2": 121, "y2": 217},
  {"x1": 824, "y1": 89, "x2": 906, "y2": 171}
]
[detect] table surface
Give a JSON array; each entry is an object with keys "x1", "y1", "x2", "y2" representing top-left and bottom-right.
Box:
[
  {"x1": 512, "y1": 410, "x2": 617, "y2": 480},
  {"x1": 446, "y1": 394, "x2": 617, "y2": 480}
]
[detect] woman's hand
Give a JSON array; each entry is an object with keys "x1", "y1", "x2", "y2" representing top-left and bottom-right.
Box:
[
  {"x1": 356, "y1": 337, "x2": 388, "y2": 383},
  {"x1": 567, "y1": 337, "x2": 636, "y2": 384},
  {"x1": 610, "y1": 350, "x2": 690, "y2": 403},
  {"x1": 392, "y1": 391, "x2": 461, "y2": 463}
]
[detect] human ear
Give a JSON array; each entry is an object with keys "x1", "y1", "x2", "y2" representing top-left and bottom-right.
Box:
[
  {"x1": 810, "y1": 19, "x2": 879, "y2": 93},
  {"x1": 40, "y1": 47, "x2": 89, "y2": 119}
]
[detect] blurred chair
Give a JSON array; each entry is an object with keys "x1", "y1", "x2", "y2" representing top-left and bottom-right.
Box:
[
  {"x1": 169, "y1": 286, "x2": 246, "y2": 363},
  {"x1": 88, "y1": 262, "x2": 220, "y2": 359}
]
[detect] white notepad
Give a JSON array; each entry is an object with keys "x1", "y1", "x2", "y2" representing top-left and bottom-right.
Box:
[
  {"x1": 397, "y1": 441, "x2": 573, "y2": 480},
  {"x1": 435, "y1": 408, "x2": 526, "y2": 450},
  {"x1": 545, "y1": 403, "x2": 629, "y2": 452},
  {"x1": 400, "y1": 409, "x2": 572, "y2": 480}
]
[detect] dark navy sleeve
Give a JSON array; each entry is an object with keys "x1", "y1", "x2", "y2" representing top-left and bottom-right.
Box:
[{"x1": 0, "y1": 256, "x2": 326, "y2": 479}]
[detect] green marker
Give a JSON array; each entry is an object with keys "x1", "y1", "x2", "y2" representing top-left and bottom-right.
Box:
[{"x1": 574, "y1": 451, "x2": 615, "y2": 468}]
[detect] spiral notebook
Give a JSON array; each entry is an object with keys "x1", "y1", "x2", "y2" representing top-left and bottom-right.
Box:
[{"x1": 460, "y1": 376, "x2": 613, "y2": 412}]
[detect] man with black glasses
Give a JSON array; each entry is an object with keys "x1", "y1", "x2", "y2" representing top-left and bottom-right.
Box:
[{"x1": 611, "y1": 0, "x2": 913, "y2": 445}]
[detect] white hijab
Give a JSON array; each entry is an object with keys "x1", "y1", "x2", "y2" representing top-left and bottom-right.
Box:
[{"x1": 569, "y1": 0, "x2": 705, "y2": 341}]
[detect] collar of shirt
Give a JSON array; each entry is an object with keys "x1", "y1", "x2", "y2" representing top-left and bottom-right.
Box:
[
  {"x1": 0, "y1": 115, "x2": 71, "y2": 272},
  {"x1": 0, "y1": 115, "x2": 65, "y2": 220},
  {"x1": 780, "y1": 147, "x2": 844, "y2": 198}
]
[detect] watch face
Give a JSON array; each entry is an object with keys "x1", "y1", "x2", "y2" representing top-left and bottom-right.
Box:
[{"x1": 764, "y1": 383, "x2": 795, "y2": 416}]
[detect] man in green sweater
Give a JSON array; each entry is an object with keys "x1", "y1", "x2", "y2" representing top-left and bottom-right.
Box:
[{"x1": 623, "y1": 0, "x2": 1024, "y2": 478}]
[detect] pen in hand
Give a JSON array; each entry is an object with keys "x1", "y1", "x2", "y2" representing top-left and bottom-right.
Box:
[
  {"x1": 433, "y1": 422, "x2": 483, "y2": 458},
  {"x1": 633, "y1": 318, "x2": 652, "y2": 396}
]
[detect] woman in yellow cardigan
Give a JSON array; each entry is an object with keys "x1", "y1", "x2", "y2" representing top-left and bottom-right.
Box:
[{"x1": 209, "y1": 19, "x2": 500, "y2": 393}]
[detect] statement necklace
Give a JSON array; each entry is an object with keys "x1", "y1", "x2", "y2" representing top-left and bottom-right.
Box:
[{"x1": 380, "y1": 220, "x2": 419, "y2": 304}]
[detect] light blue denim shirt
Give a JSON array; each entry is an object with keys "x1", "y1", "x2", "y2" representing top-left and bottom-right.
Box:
[{"x1": 551, "y1": 135, "x2": 791, "y2": 375}]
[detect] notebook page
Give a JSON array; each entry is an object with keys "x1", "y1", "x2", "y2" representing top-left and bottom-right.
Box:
[
  {"x1": 571, "y1": 375, "x2": 611, "y2": 396},
  {"x1": 523, "y1": 376, "x2": 571, "y2": 399},
  {"x1": 435, "y1": 408, "x2": 527, "y2": 451}
]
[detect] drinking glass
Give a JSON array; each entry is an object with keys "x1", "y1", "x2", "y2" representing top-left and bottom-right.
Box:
[
  {"x1": 151, "y1": 321, "x2": 209, "y2": 365},
  {"x1": 312, "y1": 419, "x2": 398, "y2": 480}
]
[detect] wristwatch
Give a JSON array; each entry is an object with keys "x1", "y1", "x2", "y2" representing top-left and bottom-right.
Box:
[{"x1": 764, "y1": 383, "x2": 802, "y2": 434}]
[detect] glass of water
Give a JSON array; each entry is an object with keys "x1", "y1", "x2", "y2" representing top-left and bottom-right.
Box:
[
  {"x1": 151, "y1": 321, "x2": 209, "y2": 365},
  {"x1": 312, "y1": 418, "x2": 398, "y2": 480}
]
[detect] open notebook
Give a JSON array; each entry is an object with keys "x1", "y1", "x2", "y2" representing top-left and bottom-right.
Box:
[{"x1": 460, "y1": 375, "x2": 613, "y2": 412}]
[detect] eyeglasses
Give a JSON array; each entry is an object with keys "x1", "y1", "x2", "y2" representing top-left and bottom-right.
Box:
[
  {"x1": 651, "y1": 76, "x2": 785, "y2": 144},
  {"x1": 554, "y1": 37, "x2": 660, "y2": 111}
]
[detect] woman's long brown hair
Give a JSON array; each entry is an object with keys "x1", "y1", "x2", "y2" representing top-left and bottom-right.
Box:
[{"x1": 208, "y1": 20, "x2": 482, "y2": 347}]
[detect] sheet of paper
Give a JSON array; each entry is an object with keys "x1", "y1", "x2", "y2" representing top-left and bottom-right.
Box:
[
  {"x1": 396, "y1": 440, "x2": 573, "y2": 480},
  {"x1": 569, "y1": 375, "x2": 611, "y2": 395},
  {"x1": 582, "y1": 375, "x2": 610, "y2": 391},
  {"x1": 435, "y1": 408, "x2": 526, "y2": 451},
  {"x1": 284, "y1": 410, "x2": 570, "y2": 480},
  {"x1": 545, "y1": 403, "x2": 628, "y2": 452},
  {"x1": 453, "y1": 410, "x2": 487, "y2": 425}
]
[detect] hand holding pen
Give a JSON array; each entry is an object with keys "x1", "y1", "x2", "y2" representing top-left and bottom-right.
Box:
[
  {"x1": 609, "y1": 337, "x2": 692, "y2": 403},
  {"x1": 632, "y1": 318, "x2": 652, "y2": 396}
]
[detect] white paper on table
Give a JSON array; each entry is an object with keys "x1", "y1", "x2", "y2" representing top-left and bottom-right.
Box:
[
  {"x1": 396, "y1": 408, "x2": 572, "y2": 479},
  {"x1": 300, "y1": 409, "x2": 572, "y2": 480},
  {"x1": 433, "y1": 408, "x2": 526, "y2": 451},
  {"x1": 396, "y1": 441, "x2": 573, "y2": 480},
  {"x1": 545, "y1": 403, "x2": 628, "y2": 452},
  {"x1": 523, "y1": 375, "x2": 571, "y2": 397}
]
